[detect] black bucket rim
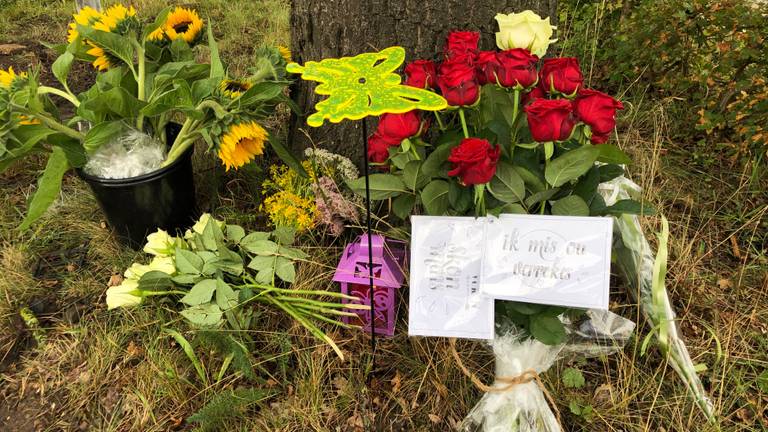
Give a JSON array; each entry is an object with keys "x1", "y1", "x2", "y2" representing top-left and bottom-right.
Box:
[{"x1": 76, "y1": 145, "x2": 194, "y2": 186}]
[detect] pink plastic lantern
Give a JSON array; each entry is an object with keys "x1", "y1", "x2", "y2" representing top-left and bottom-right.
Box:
[{"x1": 333, "y1": 234, "x2": 406, "y2": 337}]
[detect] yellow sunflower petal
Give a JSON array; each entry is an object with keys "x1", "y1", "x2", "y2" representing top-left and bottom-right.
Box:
[
  {"x1": 278, "y1": 46, "x2": 292, "y2": 63},
  {"x1": 67, "y1": 6, "x2": 103, "y2": 43},
  {"x1": 217, "y1": 121, "x2": 268, "y2": 171},
  {"x1": 164, "y1": 7, "x2": 204, "y2": 44}
]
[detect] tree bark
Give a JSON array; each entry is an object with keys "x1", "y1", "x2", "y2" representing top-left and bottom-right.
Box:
[{"x1": 289, "y1": 0, "x2": 558, "y2": 163}]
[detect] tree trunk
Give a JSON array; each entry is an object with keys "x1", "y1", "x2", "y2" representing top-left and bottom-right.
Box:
[{"x1": 289, "y1": 0, "x2": 558, "y2": 163}]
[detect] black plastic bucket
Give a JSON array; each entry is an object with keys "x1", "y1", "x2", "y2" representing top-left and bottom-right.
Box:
[{"x1": 77, "y1": 123, "x2": 198, "y2": 249}]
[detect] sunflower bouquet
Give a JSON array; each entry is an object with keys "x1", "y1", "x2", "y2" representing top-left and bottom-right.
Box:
[{"x1": 0, "y1": 4, "x2": 300, "y2": 229}]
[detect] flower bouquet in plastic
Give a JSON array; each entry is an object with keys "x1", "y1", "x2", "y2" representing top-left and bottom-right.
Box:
[{"x1": 340, "y1": 8, "x2": 714, "y2": 430}]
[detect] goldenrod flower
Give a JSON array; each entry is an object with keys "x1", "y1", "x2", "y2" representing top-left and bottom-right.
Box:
[
  {"x1": 67, "y1": 6, "x2": 103, "y2": 43},
  {"x1": 93, "y1": 4, "x2": 136, "y2": 33},
  {"x1": 217, "y1": 121, "x2": 268, "y2": 171},
  {"x1": 163, "y1": 7, "x2": 204, "y2": 43},
  {"x1": 263, "y1": 190, "x2": 316, "y2": 233},
  {"x1": 278, "y1": 46, "x2": 292, "y2": 63},
  {"x1": 0, "y1": 66, "x2": 25, "y2": 89},
  {"x1": 219, "y1": 79, "x2": 252, "y2": 99}
]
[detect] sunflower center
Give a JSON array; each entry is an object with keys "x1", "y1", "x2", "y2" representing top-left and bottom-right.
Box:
[
  {"x1": 173, "y1": 21, "x2": 193, "y2": 33},
  {"x1": 225, "y1": 82, "x2": 249, "y2": 93}
]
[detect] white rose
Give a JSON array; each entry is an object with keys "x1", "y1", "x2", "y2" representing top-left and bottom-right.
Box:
[
  {"x1": 143, "y1": 229, "x2": 179, "y2": 257},
  {"x1": 123, "y1": 257, "x2": 175, "y2": 280},
  {"x1": 495, "y1": 10, "x2": 557, "y2": 57},
  {"x1": 124, "y1": 262, "x2": 151, "y2": 280},
  {"x1": 148, "y1": 256, "x2": 176, "y2": 275},
  {"x1": 191, "y1": 213, "x2": 225, "y2": 235},
  {"x1": 106, "y1": 279, "x2": 143, "y2": 310}
]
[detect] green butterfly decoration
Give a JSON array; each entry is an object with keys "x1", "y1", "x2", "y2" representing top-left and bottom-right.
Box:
[{"x1": 287, "y1": 46, "x2": 447, "y2": 127}]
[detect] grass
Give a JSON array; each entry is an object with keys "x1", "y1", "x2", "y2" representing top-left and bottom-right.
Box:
[{"x1": 1, "y1": 0, "x2": 767, "y2": 431}]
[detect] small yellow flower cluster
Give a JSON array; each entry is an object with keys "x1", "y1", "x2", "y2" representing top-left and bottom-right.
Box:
[
  {"x1": 261, "y1": 161, "x2": 318, "y2": 233},
  {"x1": 262, "y1": 191, "x2": 317, "y2": 233}
]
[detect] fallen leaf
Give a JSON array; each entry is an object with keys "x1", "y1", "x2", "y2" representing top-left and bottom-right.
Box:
[
  {"x1": 593, "y1": 383, "x2": 613, "y2": 406},
  {"x1": 390, "y1": 370, "x2": 402, "y2": 395},
  {"x1": 428, "y1": 413, "x2": 441, "y2": 424},
  {"x1": 108, "y1": 274, "x2": 123, "y2": 286},
  {"x1": 718, "y1": 278, "x2": 733, "y2": 289},
  {"x1": 730, "y1": 235, "x2": 742, "y2": 258}
]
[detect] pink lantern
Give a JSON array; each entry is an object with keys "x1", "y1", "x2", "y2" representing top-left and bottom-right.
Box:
[{"x1": 333, "y1": 234, "x2": 406, "y2": 337}]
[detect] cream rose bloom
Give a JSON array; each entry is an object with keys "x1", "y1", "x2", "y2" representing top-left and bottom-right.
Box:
[
  {"x1": 495, "y1": 11, "x2": 556, "y2": 57},
  {"x1": 124, "y1": 256, "x2": 176, "y2": 280},
  {"x1": 186, "y1": 213, "x2": 225, "y2": 239},
  {"x1": 143, "y1": 229, "x2": 180, "y2": 257},
  {"x1": 106, "y1": 279, "x2": 143, "y2": 310}
]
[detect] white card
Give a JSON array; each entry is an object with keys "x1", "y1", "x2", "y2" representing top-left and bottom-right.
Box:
[
  {"x1": 408, "y1": 216, "x2": 494, "y2": 340},
  {"x1": 481, "y1": 214, "x2": 613, "y2": 310}
]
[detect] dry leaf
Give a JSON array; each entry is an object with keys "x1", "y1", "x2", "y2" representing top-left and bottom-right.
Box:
[
  {"x1": 428, "y1": 413, "x2": 442, "y2": 424},
  {"x1": 108, "y1": 274, "x2": 123, "y2": 286},
  {"x1": 593, "y1": 383, "x2": 613, "y2": 406},
  {"x1": 718, "y1": 278, "x2": 733, "y2": 289},
  {"x1": 390, "y1": 370, "x2": 402, "y2": 395},
  {"x1": 730, "y1": 235, "x2": 742, "y2": 258}
]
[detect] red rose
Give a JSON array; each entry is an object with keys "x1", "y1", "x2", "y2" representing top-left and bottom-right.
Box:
[
  {"x1": 524, "y1": 98, "x2": 577, "y2": 142},
  {"x1": 405, "y1": 59, "x2": 437, "y2": 89},
  {"x1": 367, "y1": 133, "x2": 396, "y2": 163},
  {"x1": 540, "y1": 57, "x2": 583, "y2": 96},
  {"x1": 437, "y1": 57, "x2": 480, "y2": 106},
  {"x1": 445, "y1": 31, "x2": 480, "y2": 58},
  {"x1": 447, "y1": 137, "x2": 501, "y2": 185},
  {"x1": 496, "y1": 49, "x2": 539, "y2": 89},
  {"x1": 377, "y1": 111, "x2": 422, "y2": 142},
  {"x1": 475, "y1": 51, "x2": 501, "y2": 85},
  {"x1": 522, "y1": 86, "x2": 545, "y2": 105},
  {"x1": 573, "y1": 89, "x2": 624, "y2": 144}
]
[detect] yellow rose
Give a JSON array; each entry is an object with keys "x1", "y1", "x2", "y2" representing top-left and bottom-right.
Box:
[
  {"x1": 106, "y1": 279, "x2": 142, "y2": 309},
  {"x1": 495, "y1": 11, "x2": 556, "y2": 57},
  {"x1": 143, "y1": 229, "x2": 180, "y2": 257}
]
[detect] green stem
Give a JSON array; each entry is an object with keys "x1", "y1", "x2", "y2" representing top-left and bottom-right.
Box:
[
  {"x1": 540, "y1": 144, "x2": 552, "y2": 215},
  {"x1": 242, "y1": 282, "x2": 360, "y2": 300},
  {"x1": 136, "y1": 45, "x2": 146, "y2": 129},
  {"x1": 434, "y1": 111, "x2": 446, "y2": 131},
  {"x1": 458, "y1": 108, "x2": 470, "y2": 138},
  {"x1": 34, "y1": 112, "x2": 86, "y2": 140},
  {"x1": 275, "y1": 296, "x2": 369, "y2": 311},
  {"x1": 293, "y1": 307, "x2": 360, "y2": 328},
  {"x1": 511, "y1": 88, "x2": 520, "y2": 126},
  {"x1": 474, "y1": 184, "x2": 487, "y2": 217},
  {"x1": 162, "y1": 118, "x2": 197, "y2": 166},
  {"x1": 38, "y1": 86, "x2": 80, "y2": 107},
  {"x1": 142, "y1": 290, "x2": 187, "y2": 296}
]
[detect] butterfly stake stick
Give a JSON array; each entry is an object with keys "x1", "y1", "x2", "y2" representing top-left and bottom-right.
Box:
[{"x1": 288, "y1": 46, "x2": 447, "y2": 353}]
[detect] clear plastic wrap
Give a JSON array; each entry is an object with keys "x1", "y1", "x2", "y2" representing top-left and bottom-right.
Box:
[
  {"x1": 600, "y1": 176, "x2": 716, "y2": 422},
  {"x1": 83, "y1": 128, "x2": 167, "y2": 179},
  {"x1": 459, "y1": 310, "x2": 635, "y2": 432}
]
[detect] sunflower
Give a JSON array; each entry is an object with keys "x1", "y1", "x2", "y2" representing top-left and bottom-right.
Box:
[
  {"x1": 85, "y1": 4, "x2": 136, "y2": 71},
  {"x1": 146, "y1": 26, "x2": 165, "y2": 42},
  {"x1": 217, "y1": 121, "x2": 268, "y2": 171},
  {"x1": 86, "y1": 43, "x2": 115, "y2": 71},
  {"x1": 92, "y1": 4, "x2": 136, "y2": 33},
  {"x1": 163, "y1": 7, "x2": 204, "y2": 44},
  {"x1": 66, "y1": 6, "x2": 103, "y2": 43},
  {"x1": 0, "y1": 67, "x2": 26, "y2": 89},
  {"x1": 219, "y1": 79, "x2": 252, "y2": 99},
  {"x1": 18, "y1": 115, "x2": 40, "y2": 126},
  {"x1": 278, "y1": 46, "x2": 292, "y2": 63}
]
